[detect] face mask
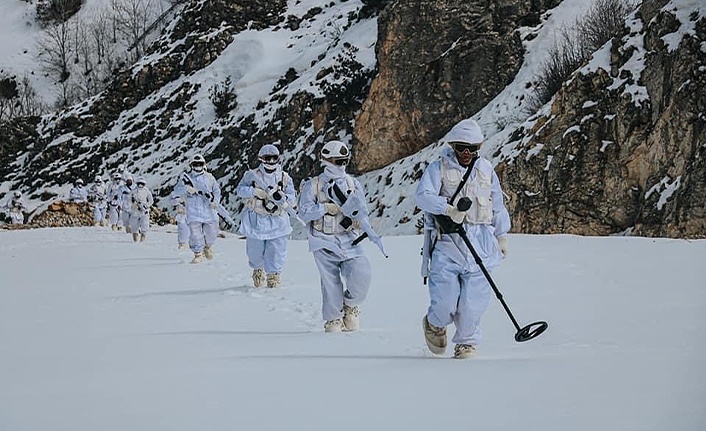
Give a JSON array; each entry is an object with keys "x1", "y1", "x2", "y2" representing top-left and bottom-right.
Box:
[
  {"x1": 192, "y1": 165, "x2": 204, "y2": 173},
  {"x1": 322, "y1": 160, "x2": 346, "y2": 178},
  {"x1": 262, "y1": 162, "x2": 279, "y2": 173}
]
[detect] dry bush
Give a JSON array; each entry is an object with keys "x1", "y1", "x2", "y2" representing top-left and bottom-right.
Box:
[{"x1": 527, "y1": 0, "x2": 638, "y2": 113}]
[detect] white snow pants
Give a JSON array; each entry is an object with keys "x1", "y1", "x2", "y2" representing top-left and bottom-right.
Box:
[
  {"x1": 176, "y1": 213, "x2": 189, "y2": 245},
  {"x1": 9, "y1": 211, "x2": 23, "y2": 224},
  {"x1": 188, "y1": 221, "x2": 218, "y2": 253},
  {"x1": 108, "y1": 205, "x2": 120, "y2": 227},
  {"x1": 130, "y1": 211, "x2": 150, "y2": 234},
  {"x1": 246, "y1": 236, "x2": 288, "y2": 273},
  {"x1": 313, "y1": 249, "x2": 371, "y2": 321},
  {"x1": 427, "y1": 251, "x2": 492, "y2": 346},
  {"x1": 93, "y1": 206, "x2": 107, "y2": 223},
  {"x1": 121, "y1": 210, "x2": 132, "y2": 230}
]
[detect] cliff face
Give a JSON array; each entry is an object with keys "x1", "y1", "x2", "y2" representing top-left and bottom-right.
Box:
[
  {"x1": 354, "y1": 0, "x2": 560, "y2": 172},
  {"x1": 496, "y1": 0, "x2": 706, "y2": 238}
]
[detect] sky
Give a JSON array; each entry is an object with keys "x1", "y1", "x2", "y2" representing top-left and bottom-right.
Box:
[{"x1": 1, "y1": 226, "x2": 705, "y2": 430}]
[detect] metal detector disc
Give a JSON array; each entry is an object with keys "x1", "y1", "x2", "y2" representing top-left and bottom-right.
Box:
[{"x1": 514, "y1": 321, "x2": 548, "y2": 342}]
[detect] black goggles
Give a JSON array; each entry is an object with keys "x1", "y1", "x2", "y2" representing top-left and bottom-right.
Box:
[
  {"x1": 452, "y1": 142, "x2": 480, "y2": 153},
  {"x1": 191, "y1": 162, "x2": 205, "y2": 167},
  {"x1": 261, "y1": 155, "x2": 279, "y2": 164}
]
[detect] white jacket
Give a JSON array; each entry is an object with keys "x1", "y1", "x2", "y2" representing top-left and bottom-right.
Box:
[{"x1": 416, "y1": 147, "x2": 511, "y2": 275}]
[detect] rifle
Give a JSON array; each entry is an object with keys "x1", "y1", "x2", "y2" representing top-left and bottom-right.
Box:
[
  {"x1": 328, "y1": 180, "x2": 387, "y2": 258},
  {"x1": 249, "y1": 171, "x2": 305, "y2": 226},
  {"x1": 182, "y1": 172, "x2": 235, "y2": 229}
]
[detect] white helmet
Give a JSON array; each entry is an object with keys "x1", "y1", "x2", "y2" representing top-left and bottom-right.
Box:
[
  {"x1": 443, "y1": 119, "x2": 484, "y2": 152},
  {"x1": 94, "y1": 175, "x2": 103, "y2": 183},
  {"x1": 13, "y1": 191, "x2": 22, "y2": 198},
  {"x1": 258, "y1": 144, "x2": 281, "y2": 167},
  {"x1": 136, "y1": 176, "x2": 147, "y2": 187},
  {"x1": 124, "y1": 175, "x2": 134, "y2": 184},
  {"x1": 112, "y1": 172, "x2": 122, "y2": 181},
  {"x1": 75, "y1": 178, "x2": 84, "y2": 186},
  {"x1": 191, "y1": 154, "x2": 206, "y2": 172},
  {"x1": 320, "y1": 140, "x2": 351, "y2": 165}
]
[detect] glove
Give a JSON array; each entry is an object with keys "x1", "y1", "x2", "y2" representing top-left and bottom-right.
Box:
[
  {"x1": 253, "y1": 187, "x2": 268, "y2": 199},
  {"x1": 445, "y1": 205, "x2": 467, "y2": 224},
  {"x1": 324, "y1": 202, "x2": 339, "y2": 215},
  {"x1": 497, "y1": 236, "x2": 508, "y2": 257},
  {"x1": 186, "y1": 186, "x2": 197, "y2": 195}
]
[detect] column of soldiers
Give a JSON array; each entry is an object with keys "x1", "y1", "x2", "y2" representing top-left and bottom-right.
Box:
[{"x1": 5, "y1": 120, "x2": 511, "y2": 358}]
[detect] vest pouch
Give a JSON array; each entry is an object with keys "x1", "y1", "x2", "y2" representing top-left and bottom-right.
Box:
[
  {"x1": 470, "y1": 195, "x2": 493, "y2": 224},
  {"x1": 323, "y1": 215, "x2": 337, "y2": 234},
  {"x1": 467, "y1": 169, "x2": 493, "y2": 224},
  {"x1": 263, "y1": 200, "x2": 279, "y2": 214}
]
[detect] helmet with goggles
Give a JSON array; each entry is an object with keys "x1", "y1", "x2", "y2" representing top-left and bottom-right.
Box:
[
  {"x1": 320, "y1": 140, "x2": 351, "y2": 166},
  {"x1": 190, "y1": 154, "x2": 206, "y2": 172},
  {"x1": 258, "y1": 144, "x2": 281, "y2": 166},
  {"x1": 444, "y1": 119, "x2": 484, "y2": 153}
]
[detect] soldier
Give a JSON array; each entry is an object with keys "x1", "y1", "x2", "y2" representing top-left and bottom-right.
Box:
[
  {"x1": 416, "y1": 119, "x2": 511, "y2": 359},
  {"x1": 174, "y1": 154, "x2": 222, "y2": 264},
  {"x1": 69, "y1": 179, "x2": 88, "y2": 203},
  {"x1": 5, "y1": 191, "x2": 26, "y2": 225},
  {"x1": 88, "y1": 175, "x2": 108, "y2": 227},
  {"x1": 236, "y1": 144, "x2": 296, "y2": 288},
  {"x1": 129, "y1": 177, "x2": 154, "y2": 242},
  {"x1": 298, "y1": 141, "x2": 375, "y2": 333},
  {"x1": 107, "y1": 173, "x2": 123, "y2": 231}
]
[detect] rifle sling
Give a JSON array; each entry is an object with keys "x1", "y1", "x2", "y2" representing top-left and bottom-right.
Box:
[{"x1": 429, "y1": 156, "x2": 478, "y2": 256}]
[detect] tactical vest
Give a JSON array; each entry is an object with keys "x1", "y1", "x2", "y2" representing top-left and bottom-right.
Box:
[
  {"x1": 440, "y1": 157, "x2": 494, "y2": 225},
  {"x1": 308, "y1": 175, "x2": 360, "y2": 234},
  {"x1": 246, "y1": 170, "x2": 291, "y2": 217}
]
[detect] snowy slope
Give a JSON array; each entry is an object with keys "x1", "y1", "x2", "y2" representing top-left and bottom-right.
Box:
[
  {"x1": 4, "y1": 0, "x2": 703, "y2": 240},
  {"x1": 0, "y1": 0, "x2": 612, "y2": 231},
  {"x1": 1, "y1": 227, "x2": 705, "y2": 430}
]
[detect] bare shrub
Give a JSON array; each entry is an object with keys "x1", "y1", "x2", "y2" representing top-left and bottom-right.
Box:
[
  {"x1": 36, "y1": 0, "x2": 82, "y2": 26},
  {"x1": 527, "y1": 0, "x2": 638, "y2": 113},
  {"x1": 0, "y1": 74, "x2": 48, "y2": 123},
  {"x1": 209, "y1": 77, "x2": 238, "y2": 118},
  {"x1": 578, "y1": 0, "x2": 639, "y2": 52},
  {"x1": 112, "y1": 0, "x2": 164, "y2": 64},
  {"x1": 36, "y1": 13, "x2": 75, "y2": 106}
]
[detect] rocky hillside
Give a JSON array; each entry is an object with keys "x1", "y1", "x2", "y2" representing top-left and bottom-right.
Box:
[
  {"x1": 1, "y1": 0, "x2": 704, "y2": 239},
  {"x1": 495, "y1": 0, "x2": 705, "y2": 238}
]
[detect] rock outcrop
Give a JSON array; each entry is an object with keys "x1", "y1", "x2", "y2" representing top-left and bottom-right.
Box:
[
  {"x1": 497, "y1": 0, "x2": 705, "y2": 238},
  {"x1": 354, "y1": 0, "x2": 560, "y2": 172}
]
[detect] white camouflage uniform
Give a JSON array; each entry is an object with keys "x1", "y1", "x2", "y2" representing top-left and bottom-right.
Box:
[
  {"x1": 416, "y1": 120, "x2": 511, "y2": 347},
  {"x1": 298, "y1": 161, "x2": 372, "y2": 323},
  {"x1": 236, "y1": 145, "x2": 296, "y2": 276}
]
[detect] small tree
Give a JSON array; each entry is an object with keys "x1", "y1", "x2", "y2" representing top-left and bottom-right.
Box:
[
  {"x1": 112, "y1": 0, "x2": 162, "y2": 64},
  {"x1": 209, "y1": 77, "x2": 238, "y2": 118},
  {"x1": 0, "y1": 74, "x2": 47, "y2": 123}
]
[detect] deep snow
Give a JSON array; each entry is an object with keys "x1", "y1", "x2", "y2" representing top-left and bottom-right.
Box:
[{"x1": 1, "y1": 227, "x2": 704, "y2": 430}]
